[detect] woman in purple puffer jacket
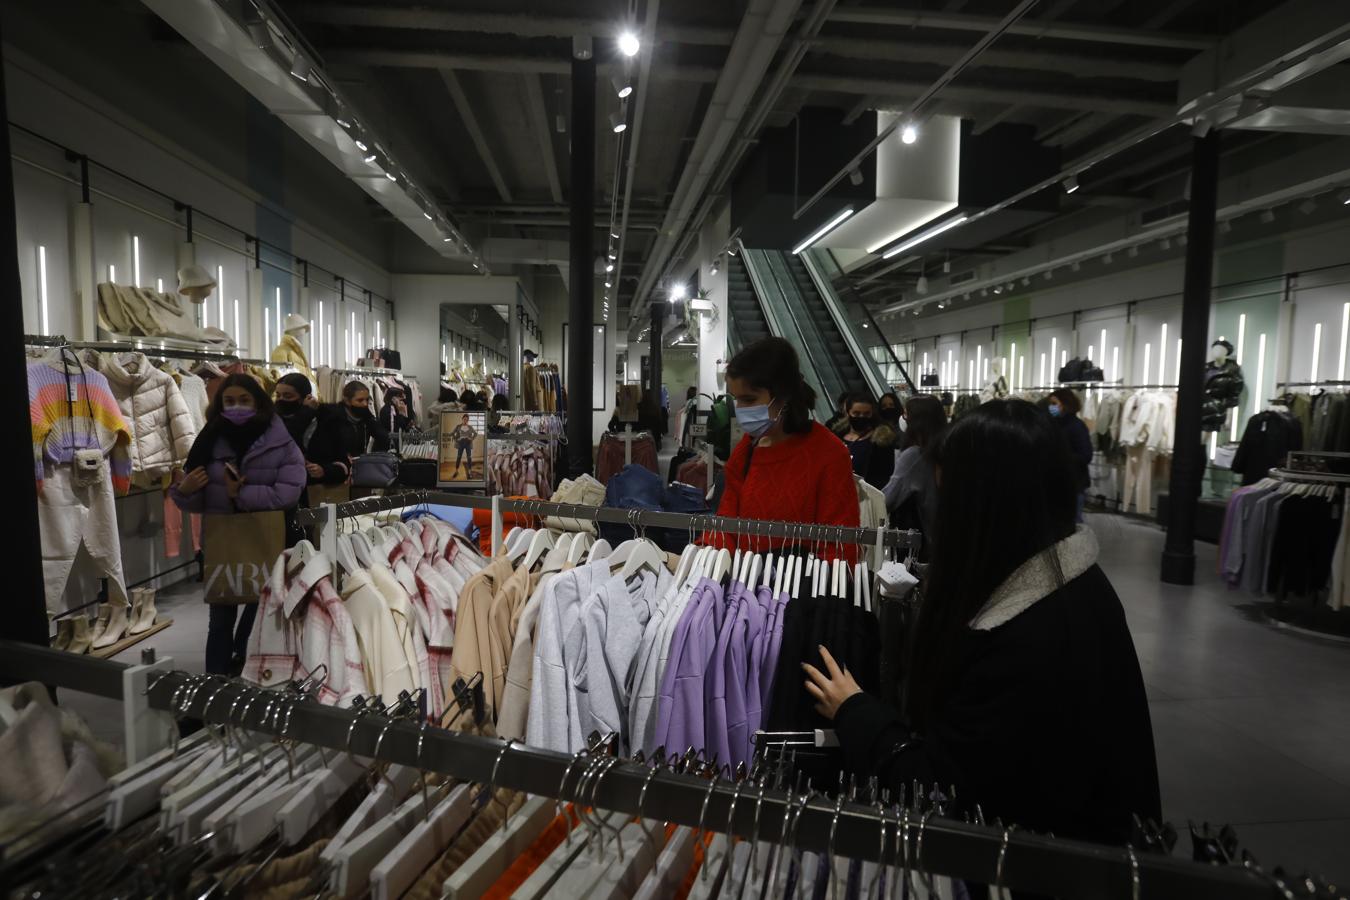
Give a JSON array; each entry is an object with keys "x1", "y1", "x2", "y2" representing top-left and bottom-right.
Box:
[{"x1": 171, "y1": 373, "x2": 306, "y2": 674}]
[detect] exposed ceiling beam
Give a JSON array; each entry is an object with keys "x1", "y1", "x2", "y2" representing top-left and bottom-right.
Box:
[
  {"x1": 841, "y1": 94, "x2": 875, "y2": 125},
  {"x1": 1044, "y1": 110, "x2": 1122, "y2": 147},
  {"x1": 1143, "y1": 0, "x2": 1204, "y2": 29},
  {"x1": 326, "y1": 48, "x2": 721, "y2": 82},
  {"x1": 438, "y1": 69, "x2": 513, "y2": 203},
  {"x1": 289, "y1": 4, "x2": 735, "y2": 46},
  {"x1": 971, "y1": 104, "x2": 1021, "y2": 134},
  {"x1": 522, "y1": 74, "x2": 562, "y2": 204},
  {"x1": 1035, "y1": 110, "x2": 1091, "y2": 142},
  {"x1": 810, "y1": 36, "x2": 1180, "y2": 81},
  {"x1": 828, "y1": 7, "x2": 1215, "y2": 50},
  {"x1": 793, "y1": 73, "x2": 1175, "y2": 117}
]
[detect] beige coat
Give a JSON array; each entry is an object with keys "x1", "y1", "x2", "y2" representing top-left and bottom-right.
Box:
[
  {"x1": 97, "y1": 352, "x2": 196, "y2": 478},
  {"x1": 445, "y1": 556, "x2": 514, "y2": 728},
  {"x1": 270, "y1": 333, "x2": 319, "y2": 399}
]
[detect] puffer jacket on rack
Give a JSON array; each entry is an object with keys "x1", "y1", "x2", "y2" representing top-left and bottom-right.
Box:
[
  {"x1": 96, "y1": 351, "x2": 197, "y2": 479},
  {"x1": 269, "y1": 334, "x2": 317, "y2": 397}
]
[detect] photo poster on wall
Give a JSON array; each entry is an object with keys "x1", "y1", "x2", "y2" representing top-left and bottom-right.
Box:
[{"x1": 438, "y1": 410, "x2": 487, "y2": 487}]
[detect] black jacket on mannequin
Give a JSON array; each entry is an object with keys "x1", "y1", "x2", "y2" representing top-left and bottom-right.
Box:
[
  {"x1": 1201, "y1": 359, "x2": 1244, "y2": 432},
  {"x1": 832, "y1": 532, "x2": 1161, "y2": 847}
]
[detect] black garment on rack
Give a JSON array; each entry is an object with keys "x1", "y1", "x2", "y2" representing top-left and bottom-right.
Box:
[
  {"x1": 765, "y1": 568, "x2": 882, "y2": 734},
  {"x1": 1231, "y1": 410, "x2": 1303, "y2": 485},
  {"x1": 1265, "y1": 494, "x2": 1342, "y2": 598}
]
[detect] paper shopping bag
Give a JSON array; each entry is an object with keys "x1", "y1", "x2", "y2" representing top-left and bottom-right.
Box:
[{"x1": 202, "y1": 511, "x2": 285, "y2": 604}]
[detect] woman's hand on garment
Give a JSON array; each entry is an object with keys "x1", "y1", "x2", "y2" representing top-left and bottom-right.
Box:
[
  {"x1": 802, "y1": 645, "x2": 862, "y2": 720},
  {"x1": 177, "y1": 467, "x2": 209, "y2": 496},
  {"x1": 305, "y1": 462, "x2": 325, "y2": 479},
  {"x1": 224, "y1": 467, "x2": 245, "y2": 499}
]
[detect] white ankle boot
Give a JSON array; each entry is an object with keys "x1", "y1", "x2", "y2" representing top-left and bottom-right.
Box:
[
  {"x1": 51, "y1": 618, "x2": 74, "y2": 652},
  {"x1": 66, "y1": 616, "x2": 94, "y2": 655},
  {"x1": 129, "y1": 588, "x2": 158, "y2": 634},
  {"x1": 89, "y1": 603, "x2": 112, "y2": 646},
  {"x1": 92, "y1": 602, "x2": 128, "y2": 649}
]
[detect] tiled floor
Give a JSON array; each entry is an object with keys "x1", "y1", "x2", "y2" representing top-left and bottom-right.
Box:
[
  {"x1": 63, "y1": 511, "x2": 1350, "y2": 884},
  {"x1": 1089, "y1": 513, "x2": 1350, "y2": 884}
]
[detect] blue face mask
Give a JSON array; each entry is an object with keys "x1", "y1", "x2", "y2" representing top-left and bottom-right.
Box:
[
  {"x1": 1048, "y1": 403, "x2": 1063, "y2": 418},
  {"x1": 736, "y1": 400, "x2": 778, "y2": 438}
]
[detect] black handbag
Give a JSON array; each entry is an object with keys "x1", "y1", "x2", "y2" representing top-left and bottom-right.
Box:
[{"x1": 397, "y1": 458, "x2": 438, "y2": 488}]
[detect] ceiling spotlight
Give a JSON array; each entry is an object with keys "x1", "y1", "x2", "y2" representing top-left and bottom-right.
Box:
[
  {"x1": 611, "y1": 73, "x2": 633, "y2": 99},
  {"x1": 943, "y1": 258, "x2": 951, "y2": 274},
  {"x1": 618, "y1": 32, "x2": 640, "y2": 57},
  {"x1": 916, "y1": 275, "x2": 929, "y2": 295},
  {"x1": 363, "y1": 152, "x2": 377, "y2": 163},
  {"x1": 608, "y1": 251, "x2": 617, "y2": 260},
  {"x1": 936, "y1": 301, "x2": 946, "y2": 310},
  {"x1": 604, "y1": 281, "x2": 612, "y2": 288},
  {"x1": 355, "y1": 139, "x2": 369, "y2": 152},
  {"x1": 1160, "y1": 237, "x2": 1171, "y2": 250},
  {"x1": 981, "y1": 288, "x2": 989, "y2": 296},
  {"x1": 289, "y1": 56, "x2": 311, "y2": 83},
  {"x1": 671, "y1": 283, "x2": 688, "y2": 300},
  {"x1": 848, "y1": 168, "x2": 864, "y2": 186},
  {"x1": 1219, "y1": 219, "x2": 1233, "y2": 233},
  {"x1": 1128, "y1": 245, "x2": 1139, "y2": 258},
  {"x1": 1062, "y1": 174, "x2": 1080, "y2": 194},
  {"x1": 423, "y1": 212, "x2": 433, "y2": 221},
  {"x1": 993, "y1": 285, "x2": 1002, "y2": 294},
  {"x1": 1044, "y1": 270, "x2": 1053, "y2": 281},
  {"x1": 1299, "y1": 198, "x2": 1317, "y2": 215},
  {"x1": 1103, "y1": 252, "x2": 1114, "y2": 264},
  {"x1": 442, "y1": 237, "x2": 452, "y2": 243},
  {"x1": 605, "y1": 263, "x2": 615, "y2": 273},
  {"x1": 963, "y1": 292, "x2": 971, "y2": 301},
  {"x1": 1339, "y1": 189, "x2": 1350, "y2": 205},
  {"x1": 609, "y1": 112, "x2": 627, "y2": 133},
  {"x1": 900, "y1": 121, "x2": 918, "y2": 144},
  {"x1": 385, "y1": 171, "x2": 397, "y2": 182},
  {"x1": 335, "y1": 114, "x2": 351, "y2": 129},
  {"x1": 862, "y1": 322, "x2": 870, "y2": 328},
  {"x1": 1177, "y1": 234, "x2": 1188, "y2": 247},
  {"x1": 1260, "y1": 208, "x2": 1275, "y2": 224},
  {"x1": 611, "y1": 231, "x2": 621, "y2": 239},
  {"x1": 1021, "y1": 276, "x2": 1030, "y2": 286},
  {"x1": 1071, "y1": 261, "x2": 1081, "y2": 272}
]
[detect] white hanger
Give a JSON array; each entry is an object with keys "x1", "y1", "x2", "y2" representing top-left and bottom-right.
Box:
[
  {"x1": 321, "y1": 765, "x2": 420, "y2": 868},
  {"x1": 507, "y1": 529, "x2": 535, "y2": 563},
  {"x1": 503, "y1": 525, "x2": 523, "y2": 550},
  {"x1": 761, "y1": 553, "x2": 775, "y2": 591},
  {"x1": 620, "y1": 539, "x2": 667, "y2": 581},
  {"x1": 745, "y1": 554, "x2": 762, "y2": 593},
  {"x1": 443, "y1": 795, "x2": 554, "y2": 898},
  {"x1": 712, "y1": 546, "x2": 733, "y2": 582},
  {"x1": 588, "y1": 538, "x2": 613, "y2": 562},
  {"x1": 569, "y1": 532, "x2": 594, "y2": 565},
  {"x1": 791, "y1": 553, "x2": 803, "y2": 599},
  {"x1": 772, "y1": 552, "x2": 785, "y2": 598},
  {"x1": 369, "y1": 783, "x2": 477, "y2": 900},
  {"x1": 332, "y1": 783, "x2": 473, "y2": 898},
  {"x1": 522, "y1": 529, "x2": 557, "y2": 571}
]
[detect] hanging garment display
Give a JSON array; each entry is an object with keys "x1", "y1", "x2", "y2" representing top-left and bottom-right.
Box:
[
  {"x1": 487, "y1": 440, "x2": 556, "y2": 499},
  {"x1": 95, "y1": 281, "x2": 234, "y2": 347},
  {"x1": 28, "y1": 353, "x2": 133, "y2": 613},
  {"x1": 1231, "y1": 408, "x2": 1303, "y2": 485},
  {"x1": 596, "y1": 430, "x2": 658, "y2": 483},
  {"x1": 95, "y1": 351, "x2": 198, "y2": 480}
]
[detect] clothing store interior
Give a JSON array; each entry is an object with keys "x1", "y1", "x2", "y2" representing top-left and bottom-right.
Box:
[{"x1": 3, "y1": 0, "x2": 1350, "y2": 897}]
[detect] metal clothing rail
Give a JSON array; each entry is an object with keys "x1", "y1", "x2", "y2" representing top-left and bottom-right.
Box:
[
  {"x1": 0, "y1": 641, "x2": 1284, "y2": 900},
  {"x1": 294, "y1": 489, "x2": 920, "y2": 552},
  {"x1": 1277, "y1": 380, "x2": 1350, "y2": 388},
  {"x1": 326, "y1": 364, "x2": 419, "y2": 380},
  {"x1": 1268, "y1": 467, "x2": 1350, "y2": 485},
  {"x1": 25, "y1": 334, "x2": 266, "y2": 365}
]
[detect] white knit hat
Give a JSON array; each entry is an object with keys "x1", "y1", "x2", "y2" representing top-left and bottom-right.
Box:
[
  {"x1": 177, "y1": 264, "x2": 215, "y2": 293},
  {"x1": 284, "y1": 313, "x2": 309, "y2": 334}
]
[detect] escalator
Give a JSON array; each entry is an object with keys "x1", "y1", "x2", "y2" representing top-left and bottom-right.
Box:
[
  {"x1": 726, "y1": 253, "x2": 770, "y2": 356},
  {"x1": 735, "y1": 248, "x2": 887, "y2": 420}
]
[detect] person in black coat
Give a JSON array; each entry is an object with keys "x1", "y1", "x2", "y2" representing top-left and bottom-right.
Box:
[
  {"x1": 833, "y1": 393, "x2": 898, "y2": 491},
  {"x1": 306, "y1": 381, "x2": 391, "y2": 485},
  {"x1": 1048, "y1": 388, "x2": 1094, "y2": 521},
  {"x1": 803, "y1": 400, "x2": 1161, "y2": 847}
]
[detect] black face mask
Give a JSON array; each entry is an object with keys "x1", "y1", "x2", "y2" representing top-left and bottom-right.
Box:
[
  {"x1": 850, "y1": 416, "x2": 875, "y2": 433},
  {"x1": 879, "y1": 407, "x2": 901, "y2": 423},
  {"x1": 275, "y1": 399, "x2": 302, "y2": 416}
]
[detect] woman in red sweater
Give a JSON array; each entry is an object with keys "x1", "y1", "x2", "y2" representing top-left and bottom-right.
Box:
[{"x1": 713, "y1": 337, "x2": 859, "y2": 549}]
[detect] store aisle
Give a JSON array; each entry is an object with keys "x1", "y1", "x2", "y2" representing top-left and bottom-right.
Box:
[{"x1": 1089, "y1": 513, "x2": 1350, "y2": 883}]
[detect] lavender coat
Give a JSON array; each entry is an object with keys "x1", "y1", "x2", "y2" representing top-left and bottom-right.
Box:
[{"x1": 170, "y1": 416, "x2": 306, "y2": 514}]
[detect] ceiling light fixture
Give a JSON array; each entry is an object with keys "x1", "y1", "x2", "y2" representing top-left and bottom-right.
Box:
[
  {"x1": 881, "y1": 214, "x2": 969, "y2": 260},
  {"x1": 1160, "y1": 237, "x2": 1171, "y2": 250},
  {"x1": 1128, "y1": 245, "x2": 1139, "y2": 258},
  {"x1": 605, "y1": 263, "x2": 614, "y2": 273},
  {"x1": 793, "y1": 207, "x2": 854, "y2": 255},
  {"x1": 1299, "y1": 198, "x2": 1317, "y2": 215},
  {"x1": 609, "y1": 112, "x2": 627, "y2": 133},
  {"x1": 384, "y1": 171, "x2": 397, "y2": 182},
  {"x1": 1260, "y1": 208, "x2": 1275, "y2": 224},
  {"x1": 1103, "y1": 252, "x2": 1113, "y2": 264},
  {"x1": 611, "y1": 231, "x2": 621, "y2": 239},
  {"x1": 354, "y1": 139, "x2": 368, "y2": 152},
  {"x1": 608, "y1": 251, "x2": 617, "y2": 260},
  {"x1": 335, "y1": 115, "x2": 351, "y2": 129},
  {"x1": 1062, "y1": 174, "x2": 1080, "y2": 194},
  {"x1": 363, "y1": 152, "x2": 377, "y2": 163},
  {"x1": 1022, "y1": 276, "x2": 1031, "y2": 286},
  {"x1": 993, "y1": 285, "x2": 1002, "y2": 294},
  {"x1": 848, "y1": 168, "x2": 863, "y2": 186},
  {"x1": 289, "y1": 56, "x2": 311, "y2": 83},
  {"x1": 671, "y1": 283, "x2": 688, "y2": 300},
  {"x1": 423, "y1": 212, "x2": 432, "y2": 221},
  {"x1": 1044, "y1": 270, "x2": 1053, "y2": 281},
  {"x1": 611, "y1": 73, "x2": 632, "y2": 100},
  {"x1": 1071, "y1": 261, "x2": 1081, "y2": 272},
  {"x1": 1219, "y1": 219, "x2": 1233, "y2": 233},
  {"x1": 1177, "y1": 234, "x2": 1188, "y2": 247},
  {"x1": 443, "y1": 237, "x2": 452, "y2": 243},
  {"x1": 1339, "y1": 189, "x2": 1350, "y2": 205},
  {"x1": 618, "y1": 32, "x2": 640, "y2": 57},
  {"x1": 916, "y1": 275, "x2": 929, "y2": 295},
  {"x1": 900, "y1": 121, "x2": 918, "y2": 145}
]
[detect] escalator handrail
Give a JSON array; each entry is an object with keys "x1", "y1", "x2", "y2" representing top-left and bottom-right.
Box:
[{"x1": 800, "y1": 250, "x2": 890, "y2": 399}]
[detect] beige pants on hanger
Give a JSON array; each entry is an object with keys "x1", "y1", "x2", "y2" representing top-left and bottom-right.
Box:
[
  {"x1": 1122, "y1": 446, "x2": 1155, "y2": 515},
  {"x1": 38, "y1": 464, "x2": 129, "y2": 614}
]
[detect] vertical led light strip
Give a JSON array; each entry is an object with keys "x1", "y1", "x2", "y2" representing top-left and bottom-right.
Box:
[
  {"x1": 108, "y1": 264, "x2": 117, "y2": 284},
  {"x1": 216, "y1": 266, "x2": 225, "y2": 329},
  {"x1": 309, "y1": 321, "x2": 315, "y2": 362},
  {"x1": 377, "y1": 321, "x2": 382, "y2": 349},
  {"x1": 983, "y1": 358, "x2": 989, "y2": 383},
  {"x1": 38, "y1": 246, "x2": 49, "y2": 335},
  {"x1": 1175, "y1": 339, "x2": 1182, "y2": 385},
  {"x1": 940, "y1": 359, "x2": 947, "y2": 388},
  {"x1": 1111, "y1": 346, "x2": 1120, "y2": 383},
  {"x1": 1157, "y1": 324, "x2": 1168, "y2": 384},
  {"x1": 1010, "y1": 342, "x2": 1017, "y2": 389},
  {"x1": 1018, "y1": 356, "x2": 1025, "y2": 391},
  {"x1": 275, "y1": 288, "x2": 282, "y2": 347},
  {"x1": 1039, "y1": 353, "x2": 1046, "y2": 387},
  {"x1": 968, "y1": 360, "x2": 975, "y2": 389},
  {"x1": 350, "y1": 311, "x2": 356, "y2": 365},
  {"x1": 157, "y1": 277, "x2": 164, "y2": 293},
  {"x1": 1209, "y1": 431, "x2": 1218, "y2": 461},
  {"x1": 1143, "y1": 343, "x2": 1152, "y2": 385},
  {"x1": 923, "y1": 351, "x2": 930, "y2": 378},
  {"x1": 234, "y1": 300, "x2": 240, "y2": 343},
  {"x1": 265, "y1": 314, "x2": 271, "y2": 357},
  {"x1": 947, "y1": 349, "x2": 954, "y2": 389},
  {"x1": 1252, "y1": 333, "x2": 1267, "y2": 416},
  {"x1": 1099, "y1": 329, "x2": 1107, "y2": 366},
  {"x1": 1311, "y1": 322, "x2": 1323, "y2": 383},
  {"x1": 132, "y1": 236, "x2": 141, "y2": 286},
  {"x1": 975, "y1": 346, "x2": 982, "y2": 386},
  {"x1": 327, "y1": 323, "x2": 334, "y2": 368},
  {"x1": 1339, "y1": 302, "x2": 1350, "y2": 381},
  {"x1": 1050, "y1": 337, "x2": 1058, "y2": 378},
  {"x1": 317, "y1": 302, "x2": 325, "y2": 365},
  {"x1": 1232, "y1": 314, "x2": 1247, "y2": 439},
  {"x1": 1060, "y1": 350, "x2": 1067, "y2": 368}
]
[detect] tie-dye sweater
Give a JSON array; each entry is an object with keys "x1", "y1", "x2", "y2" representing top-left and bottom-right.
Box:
[{"x1": 28, "y1": 358, "x2": 132, "y2": 494}]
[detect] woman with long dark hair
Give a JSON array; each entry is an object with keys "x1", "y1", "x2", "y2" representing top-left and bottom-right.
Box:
[
  {"x1": 307, "y1": 381, "x2": 391, "y2": 485},
  {"x1": 834, "y1": 393, "x2": 898, "y2": 490},
  {"x1": 171, "y1": 373, "x2": 306, "y2": 674},
  {"x1": 802, "y1": 400, "x2": 1160, "y2": 845},
  {"x1": 882, "y1": 393, "x2": 948, "y2": 539},
  {"x1": 714, "y1": 337, "x2": 858, "y2": 547}
]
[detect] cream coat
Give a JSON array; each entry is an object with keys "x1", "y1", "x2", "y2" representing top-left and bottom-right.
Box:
[{"x1": 97, "y1": 352, "x2": 196, "y2": 478}]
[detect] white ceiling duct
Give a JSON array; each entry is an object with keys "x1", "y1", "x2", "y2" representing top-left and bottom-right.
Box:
[{"x1": 139, "y1": 0, "x2": 488, "y2": 272}]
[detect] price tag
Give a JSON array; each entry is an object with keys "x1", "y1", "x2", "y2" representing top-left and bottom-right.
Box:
[
  {"x1": 68, "y1": 383, "x2": 79, "y2": 402},
  {"x1": 690, "y1": 423, "x2": 708, "y2": 437}
]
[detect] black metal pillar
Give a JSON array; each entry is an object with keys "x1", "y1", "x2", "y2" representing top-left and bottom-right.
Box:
[
  {"x1": 649, "y1": 298, "x2": 665, "y2": 409},
  {"x1": 566, "y1": 37, "x2": 596, "y2": 476},
  {"x1": 0, "y1": 26, "x2": 49, "y2": 645},
  {"x1": 1161, "y1": 131, "x2": 1220, "y2": 586}
]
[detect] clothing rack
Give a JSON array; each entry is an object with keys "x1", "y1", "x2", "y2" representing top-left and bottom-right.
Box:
[
  {"x1": 327, "y1": 363, "x2": 417, "y2": 380},
  {"x1": 1268, "y1": 467, "x2": 1350, "y2": 485},
  {"x1": 1276, "y1": 380, "x2": 1350, "y2": 388},
  {"x1": 25, "y1": 334, "x2": 266, "y2": 366},
  {"x1": 294, "y1": 490, "x2": 921, "y2": 564},
  {"x1": 0, "y1": 640, "x2": 1288, "y2": 900}
]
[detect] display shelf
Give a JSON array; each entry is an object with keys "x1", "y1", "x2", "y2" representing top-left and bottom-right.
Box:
[{"x1": 88, "y1": 617, "x2": 173, "y2": 659}]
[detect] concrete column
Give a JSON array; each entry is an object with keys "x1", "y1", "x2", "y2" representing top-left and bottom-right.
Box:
[{"x1": 565, "y1": 37, "x2": 596, "y2": 475}]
